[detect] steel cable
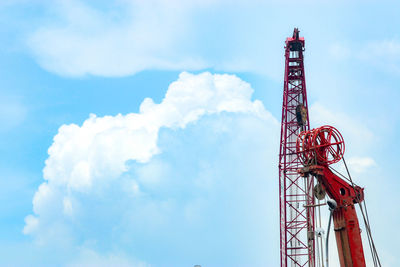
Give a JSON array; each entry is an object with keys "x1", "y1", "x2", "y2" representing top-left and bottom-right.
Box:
[{"x1": 341, "y1": 156, "x2": 381, "y2": 267}]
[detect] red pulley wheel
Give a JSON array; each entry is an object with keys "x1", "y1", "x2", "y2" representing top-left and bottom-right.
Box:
[{"x1": 296, "y1": 125, "x2": 345, "y2": 165}]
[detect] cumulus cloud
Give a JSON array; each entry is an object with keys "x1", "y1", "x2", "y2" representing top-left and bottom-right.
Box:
[{"x1": 25, "y1": 72, "x2": 279, "y2": 266}]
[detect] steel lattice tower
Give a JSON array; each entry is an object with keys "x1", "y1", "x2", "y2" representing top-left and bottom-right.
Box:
[{"x1": 279, "y1": 28, "x2": 315, "y2": 267}]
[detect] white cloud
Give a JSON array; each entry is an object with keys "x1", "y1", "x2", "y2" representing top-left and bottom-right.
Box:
[
  {"x1": 24, "y1": 72, "x2": 279, "y2": 265},
  {"x1": 28, "y1": 0, "x2": 211, "y2": 77},
  {"x1": 357, "y1": 39, "x2": 400, "y2": 73},
  {"x1": 0, "y1": 95, "x2": 26, "y2": 131},
  {"x1": 23, "y1": 215, "x2": 39, "y2": 235},
  {"x1": 345, "y1": 156, "x2": 376, "y2": 174},
  {"x1": 36, "y1": 71, "x2": 268, "y2": 192}
]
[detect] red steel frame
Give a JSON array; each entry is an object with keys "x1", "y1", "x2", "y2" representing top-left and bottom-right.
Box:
[
  {"x1": 279, "y1": 28, "x2": 315, "y2": 267},
  {"x1": 299, "y1": 165, "x2": 366, "y2": 267}
]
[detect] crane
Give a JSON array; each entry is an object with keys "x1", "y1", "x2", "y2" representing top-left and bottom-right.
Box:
[{"x1": 279, "y1": 28, "x2": 380, "y2": 267}]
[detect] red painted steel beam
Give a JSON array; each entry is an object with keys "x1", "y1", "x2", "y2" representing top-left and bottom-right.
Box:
[{"x1": 299, "y1": 165, "x2": 366, "y2": 267}]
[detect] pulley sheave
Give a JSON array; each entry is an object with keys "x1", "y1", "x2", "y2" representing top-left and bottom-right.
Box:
[{"x1": 296, "y1": 125, "x2": 345, "y2": 165}]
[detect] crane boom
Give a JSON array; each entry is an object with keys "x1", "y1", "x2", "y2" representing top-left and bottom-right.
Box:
[{"x1": 300, "y1": 165, "x2": 366, "y2": 266}]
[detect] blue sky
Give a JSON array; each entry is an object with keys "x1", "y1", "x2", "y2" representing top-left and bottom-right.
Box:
[{"x1": 0, "y1": 1, "x2": 399, "y2": 266}]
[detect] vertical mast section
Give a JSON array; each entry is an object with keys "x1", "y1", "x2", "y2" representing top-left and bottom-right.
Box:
[{"x1": 279, "y1": 28, "x2": 315, "y2": 267}]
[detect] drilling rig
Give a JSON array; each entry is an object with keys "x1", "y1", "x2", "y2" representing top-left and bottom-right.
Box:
[{"x1": 278, "y1": 28, "x2": 380, "y2": 267}]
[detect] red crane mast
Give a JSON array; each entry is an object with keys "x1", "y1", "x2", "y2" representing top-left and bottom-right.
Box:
[{"x1": 279, "y1": 28, "x2": 315, "y2": 266}]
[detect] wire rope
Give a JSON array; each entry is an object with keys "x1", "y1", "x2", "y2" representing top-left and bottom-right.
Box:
[{"x1": 341, "y1": 156, "x2": 381, "y2": 267}]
